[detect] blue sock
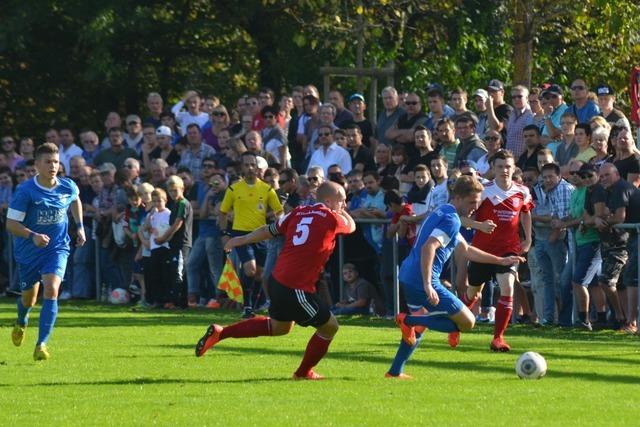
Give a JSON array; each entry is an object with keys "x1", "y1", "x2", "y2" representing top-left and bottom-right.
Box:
[
  {"x1": 388, "y1": 332, "x2": 424, "y2": 376},
  {"x1": 16, "y1": 298, "x2": 32, "y2": 327},
  {"x1": 37, "y1": 299, "x2": 58, "y2": 345},
  {"x1": 404, "y1": 313, "x2": 459, "y2": 333}
]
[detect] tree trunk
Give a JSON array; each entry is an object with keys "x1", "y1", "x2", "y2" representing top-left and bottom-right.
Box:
[{"x1": 511, "y1": 0, "x2": 535, "y2": 87}]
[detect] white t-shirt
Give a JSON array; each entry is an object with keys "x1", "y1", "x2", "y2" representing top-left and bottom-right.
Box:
[{"x1": 150, "y1": 208, "x2": 171, "y2": 250}]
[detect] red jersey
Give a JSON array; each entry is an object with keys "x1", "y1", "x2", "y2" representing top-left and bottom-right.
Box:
[
  {"x1": 471, "y1": 181, "x2": 532, "y2": 256},
  {"x1": 391, "y1": 204, "x2": 417, "y2": 247},
  {"x1": 271, "y1": 204, "x2": 352, "y2": 292}
]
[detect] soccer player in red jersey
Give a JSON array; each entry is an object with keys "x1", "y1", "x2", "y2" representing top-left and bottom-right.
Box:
[
  {"x1": 454, "y1": 150, "x2": 533, "y2": 351},
  {"x1": 195, "y1": 182, "x2": 356, "y2": 380}
]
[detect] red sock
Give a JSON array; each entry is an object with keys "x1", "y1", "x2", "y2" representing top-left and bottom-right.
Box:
[
  {"x1": 220, "y1": 317, "x2": 272, "y2": 340},
  {"x1": 294, "y1": 333, "x2": 333, "y2": 377},
  {"x1": 461, "y1": 293, "x2": 479, "y2": 310},
  {"x1": 494, "y1": 296, "x2": 513, "y2": 338}
]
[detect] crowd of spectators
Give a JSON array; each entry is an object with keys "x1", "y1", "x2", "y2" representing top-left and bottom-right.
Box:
[{"x1": 1, "y1": 78, "x2": 639, "y2": 332}]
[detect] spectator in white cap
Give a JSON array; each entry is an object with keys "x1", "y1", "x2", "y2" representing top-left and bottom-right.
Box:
[{"x1": 146, "y1": 125, "x2": 180, "y2": 169}]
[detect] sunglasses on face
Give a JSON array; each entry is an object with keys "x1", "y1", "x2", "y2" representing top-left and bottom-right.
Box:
[
  {"x1": 308, "y1": 176, "x2": 320, "y2": 182},
  {"x1": 571, "y1": 85, "x2": 585, "y2": 90},
  {"x1": 212, "y1": 112, "x2": 226, "y2": 117},
  {"x1": 404, "y1": 101, "x2": 419, "y2": 106},
  {"x1": 511, "y1": 95, "x2": 524, "y2": 99},
  {"x1": 318, "y1": 132, "x2": 332, "y2": 137},
  {"x1": 484, "y1": 136, "x2": 500, "y2": 142}
]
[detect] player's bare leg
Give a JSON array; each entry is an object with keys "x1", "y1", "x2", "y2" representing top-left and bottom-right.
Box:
[
  {"x1": 448, "y1": 283, "x2": 482, "y2": 348},
  {"x1": 293, "y1": 315, "x2": 339, "y2": 380},
  {"x1": 491, "y1": 272, "x2": 515, "y2": 352},
  {"x1": 12, "y1": 281, "x2": 40, "y2": 347}
]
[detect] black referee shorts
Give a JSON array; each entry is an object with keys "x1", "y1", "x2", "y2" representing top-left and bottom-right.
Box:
[{"x1": 267, "y1": 276, "x2": 331, "y2": 327}]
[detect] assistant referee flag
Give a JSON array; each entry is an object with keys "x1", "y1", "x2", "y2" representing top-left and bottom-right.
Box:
[{"x1": 218, "y1": 257, "x2": 243, "y2": 304}]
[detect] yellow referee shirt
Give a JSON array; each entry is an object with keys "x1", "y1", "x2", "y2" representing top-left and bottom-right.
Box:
[{"x1": 219, "y1": 179, "x2": 283, "y2": 232}]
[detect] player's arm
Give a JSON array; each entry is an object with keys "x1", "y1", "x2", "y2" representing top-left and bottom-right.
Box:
[
  {"x1": 458, "y1": 238, "x2": 525, "y2": 266},
  {"x1": 460, "y1": 216, "x2": 496, "y2": 234},
  {"x1": 6, "y1": 219, "x2": 50, "y2": 248},
  {"x1": 69, "y1": 197, "x2": 86, "y2": 246},
  {"x1": 337, "y1": 209, "x2": 356, "y2": 234},
  {"x1": 420, "y1": 236, "x2": 442, "y2": 305},
  {"x1": 223, "y1": 224, "x2": 273, "y2": 252},
  {"x1": 520, "y1": 210, "x2": 532, "y2": 253}
]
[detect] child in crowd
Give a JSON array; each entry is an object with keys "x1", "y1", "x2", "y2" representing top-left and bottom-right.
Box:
[
  {"x1": 406, "y1": 164, "x2": 433, "y2": 216},
  {"x1": 332, "y1": 264, "x2": 375, "y2": 316},
  {"x1": 136, "y1": 183, "x2": 155, "y2": 308},
  {"x1": 144, "y1": 188, "x2": 171, "y2": 307},
  {"x1": 123, "y1": 188, "x2": 146, "y2": 305}
]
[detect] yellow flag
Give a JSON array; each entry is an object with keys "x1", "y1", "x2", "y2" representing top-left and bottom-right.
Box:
[{"x1": 217, "y1": 257, "x2": 243, "y2": 304}]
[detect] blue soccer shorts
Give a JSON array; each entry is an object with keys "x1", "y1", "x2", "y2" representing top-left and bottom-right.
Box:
[
  {"x1": 402, "y1": 280, "x2": 465, "y2": 315},
  {"x1": 18, "y1": 250, "x2": 70, "y2": 291}
]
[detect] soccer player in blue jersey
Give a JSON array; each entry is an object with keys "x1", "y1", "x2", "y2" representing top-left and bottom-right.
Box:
[
  {"x1": 7, "y1": 142, "x2": 85, "y2": 361},
  {"x1": 385, "y1": 176, "x2": 524, "y2": 378}
]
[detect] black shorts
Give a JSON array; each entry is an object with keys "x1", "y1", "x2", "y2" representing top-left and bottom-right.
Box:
[
  {"x1": 468, "y1": 253, "x2": 519, "y2": 287},
  {"x1": 267, "y1": 276, "x2": 331, "y2": 327}
]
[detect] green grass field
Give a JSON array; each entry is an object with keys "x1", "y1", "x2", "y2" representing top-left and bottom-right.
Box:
[{"x1": 1, "y1": 299, "x2": 639, "y2": 426}]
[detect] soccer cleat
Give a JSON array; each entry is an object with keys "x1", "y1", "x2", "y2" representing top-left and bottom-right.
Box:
[
  {"x1": 241, "y1": 307, "x2": 255, "y2": 319},
  {"x1": 195, "y1": 324, "x2": 223, "y2": 357},
  {"x1": 395, "y1": 313, "x2": 416, "y2": 346},
  {"x1": 292, "y1": 370, "x2": 325, "y2": 380},
  {"x1": 385, "y1": 372, "x2": 413, "y2": 380},
  {"x1": 576, "y1": 321, "x2": 593, "y2": 331},
  {"x1": 447, "y1": 331, "x2": 460, "y2": 348},
  {"x1": 33, "y1": 344, "x2": 50, "y2": 361},
  {"x1": 490, "y1": 336, "x2": 511, "y2": 352},
  {"x1": 11, "y1": 324, "x2": 26, "y2": 347}
]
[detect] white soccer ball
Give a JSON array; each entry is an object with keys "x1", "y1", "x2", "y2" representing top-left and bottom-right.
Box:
[
  {"x1": 109, "y1": 288, "x2": 130, "y2": 305},
  {"x1": 515, "y1": 351, "x2": 547, "y2": 379}
]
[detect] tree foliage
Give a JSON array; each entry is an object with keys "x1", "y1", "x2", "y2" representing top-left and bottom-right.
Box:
[{"x1": 1, "y1": 0, "x2": 638, "y2": 138}]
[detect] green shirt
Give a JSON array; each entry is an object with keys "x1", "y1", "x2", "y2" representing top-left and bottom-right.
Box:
[{"x1": 569, "y1": 187, "x2": 599, "y2": 245}]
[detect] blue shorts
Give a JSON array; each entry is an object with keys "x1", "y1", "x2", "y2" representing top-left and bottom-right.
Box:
[
  {"x1": 231, "y1": 230, "x2": 267, "y2": 266},
  {"x1": 402, "y1": 281, "x2": 464, "y2": 315},
  {"x1": 18, "y1": 250, "x2": 70, "y2": 291}
]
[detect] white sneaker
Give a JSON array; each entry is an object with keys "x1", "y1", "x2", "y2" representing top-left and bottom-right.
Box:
[{"x1": 59, "y1": 291, "x2": 72, "y2": 301}]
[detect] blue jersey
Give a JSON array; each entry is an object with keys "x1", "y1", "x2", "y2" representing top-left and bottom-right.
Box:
[
  {"x1": 7, "y1": 176, "x2": 79, "y2": 264},
  {"x1": 399, "y1": 204, "x2": 463, "y2": 290}
]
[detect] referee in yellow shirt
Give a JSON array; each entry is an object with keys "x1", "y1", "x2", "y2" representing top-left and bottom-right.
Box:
[{"x1": 219, "y1": 152, "x2": 283, "y2": 318}]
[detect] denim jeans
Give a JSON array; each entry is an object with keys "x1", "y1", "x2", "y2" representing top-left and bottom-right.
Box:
[
  {"x1": 263, "y1": 235, "x2": 284, "y2": 283},
  {"x1": 557, "y1": 236, "x2": 575, "y2": 326},
  {"x1": 72, "y1": 233, "x2": 95, "y2": 298},
  {"x1": 535, "y1": 238, "x2": 568, "y2": 323},
  {"x1": 99, "y1": 245, "x2": 124, "y2": 291},
  {"x1": 186, "y1": 235, "x2": 223, "y2": 298}
]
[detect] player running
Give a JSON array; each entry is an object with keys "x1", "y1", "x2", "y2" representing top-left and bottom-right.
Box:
[
  {"x1": 387, "y1": 176, "x2": 523, "y2": 379},
  {"x1": 195, "y1": 182, "x2": 355, "y2": 380},
  {"x1": 455, "y1": 149, "x2": 532, "y2": 352},
  {"x1": 7, "y1": 143, "x2": 85, "y2": 361}
]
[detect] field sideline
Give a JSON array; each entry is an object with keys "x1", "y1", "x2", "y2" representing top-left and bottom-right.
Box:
[{"x1": 1, "y1": 300, "x2": 639, "y2": 426}]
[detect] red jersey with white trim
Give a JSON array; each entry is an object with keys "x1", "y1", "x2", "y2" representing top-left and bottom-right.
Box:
[
  {"x1": 471, "y1": 181, "x2": 533, "y2": 256},
  {"x1": 271, "y1": 204, "x2": 352, "y2": 292}
]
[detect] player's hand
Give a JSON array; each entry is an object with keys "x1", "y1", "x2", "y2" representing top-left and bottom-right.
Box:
[
  {"x1": 477, "y1": 220, "x2": 497, "y2": 234},
  {"x1": 76, "y1": 227, "x2": 86, "y2": 247},
  {"x1": 31, "y1": 233, "x2": 50, "y2": 248},
  {"x1": 499, "y1": 255, "x2": 525, "y2": 266},
  {"x1": 223, "y1": 236, "x2": 237, "y2": 253},
  {"x1": 520, "y1": 238, "x2": 532, "y2": 254},
  {"x1": 424, "y1": 284, "x2": 439, "y2": 306}
]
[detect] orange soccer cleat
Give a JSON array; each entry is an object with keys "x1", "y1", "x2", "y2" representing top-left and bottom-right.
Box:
[
  {"x1": 395, "y1": 313, "x2": 416, "y2": 346},
  {"x1": 195, "y1": 324, "x2": 223, "y2": 357}
]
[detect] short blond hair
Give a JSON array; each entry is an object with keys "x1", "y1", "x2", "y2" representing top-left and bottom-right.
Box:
[
  {"x1": 151, "y1": 188, "x2": 167, "y2": 201},
  {"x1": 166, "y1": 175, "x2": 184, "y2": 189},
  {"x1": 137, "y1": 182, "x2": 154, "y2": 196}
]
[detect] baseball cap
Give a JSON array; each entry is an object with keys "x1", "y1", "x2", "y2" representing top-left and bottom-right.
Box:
[
  {"x1": 473, "y1": 89, "x2": 489, "y2": 100},
  {"x1": 98, "y1": 162, "x2": 117, "y2": 174},
  {"x1": 256, "y1": 156, "x2": 268, "y2": 171},
  {"x1": 348, "y1": 93, "x2": 365, "y2": 103},
  {"x1": 578, "y1": 163, "x2": 597, "y2": 177},
  {"x1": 596, "y1": 84, "x2": 614, "y2": 96},
  {"x1": 487, "y1": 79, "x2": 505, "y2": 91},
  {"x1": 126, "y1": 114, "x2": 141, "y2": 125},
  {"x1": 542, "y1": 84, "x2": 563, "y2": 97},
  {"x1": 156, "y1": 125, "x2": 172, "y2": 137}
]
